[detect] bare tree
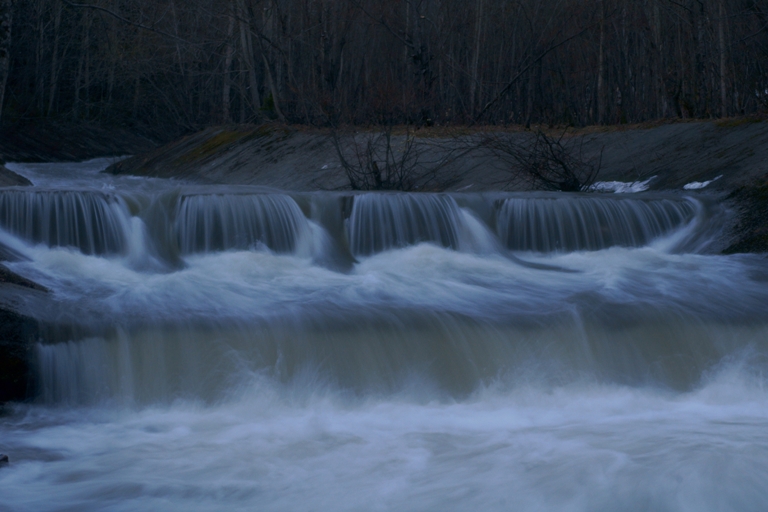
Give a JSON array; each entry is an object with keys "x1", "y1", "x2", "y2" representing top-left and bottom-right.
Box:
[
  {"x1": 331, "y1": 126, "x2": 426, "y2": 191},
  {"x1": 331, "y1": 125, "x2": 477, "y2": 191},
  {"x1": 482, "y1": 129, "x2": 602, "y2": 192},
  {"x1": 4, "y1": 0, "x2": 768, "y2": 130}
]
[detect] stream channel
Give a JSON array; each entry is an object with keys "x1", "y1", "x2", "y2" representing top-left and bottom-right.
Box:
[{"x1": 1, "y1": 158, "x2": 768, "y2": 511}]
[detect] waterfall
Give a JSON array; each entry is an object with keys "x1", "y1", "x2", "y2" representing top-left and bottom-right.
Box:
[
  {"x1": 0, "y1": 188, "x2": 709, "y2": 260},
  {"x1": 174, "y1": 193, "x2": 310, "y2": 254},
  {"x1": 0, "y1": 190, "x2": 130, "y2": 254},
  {"x1": 4, "y1": 159, "x2": 768, "y2": 512},
  {"x1": 347, "y1": 193, "x2": 464, "y2": 256},
  {"x1": 496, "y1": 196, "x2": 697, "y2": 252}
]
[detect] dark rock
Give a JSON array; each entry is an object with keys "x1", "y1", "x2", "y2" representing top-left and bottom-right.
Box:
[
  {"x1": 0, "y1": 165, "x2": 32, "y2": 186},
  {"x1": 0, "y1": 306, "x2": 39, "y2": 403},
  {"x1": 0, "y1": 267, "x2": 45, "y2": 404},
  {"x1": 0, "y1": 241, "x2": 28, "y2": 262},
  {"x1": 0, "y1": 267, "x2": 82, "y2": 404},
  {"x1": 0, "y1": 454, "x2": 9, "y2": 466},
  {"x1": 723, "y1": 174, "x2": 768, "y2": 254},
  {"x1": 0, "y1": 264, "x2": 48, "y2": 292}
]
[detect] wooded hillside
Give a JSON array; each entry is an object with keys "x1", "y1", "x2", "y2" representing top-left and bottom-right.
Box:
[{"x1": 2, "y1": 0, "x2": 767, "y2": 133}]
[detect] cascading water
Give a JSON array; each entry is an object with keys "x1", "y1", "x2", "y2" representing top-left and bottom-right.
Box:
[
  {"x1": 496, "y1": 195, "x2": 698, "y2": 252},
  {"x1": 0, "y1": 189, "x2": 130, "y2": 254},
  {"x1": 346, "y1": 193, "x2": 463, "y2": 256},
  {"x1": 175, "y1": 193, "x2": 310, "y2": 254},
  {"x1": 1, "y1": 159, "x2": 767, "y2": 511}
]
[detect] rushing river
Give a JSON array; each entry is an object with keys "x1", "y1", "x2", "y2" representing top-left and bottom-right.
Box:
[{"x1": 1, "y1": 159, "x2": 767, "y2": 511}]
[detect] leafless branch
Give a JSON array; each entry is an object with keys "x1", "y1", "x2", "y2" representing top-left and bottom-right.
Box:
[
  {"x1": 61, "y1": 0, "x2": 193, "y2": 44},
  {"x1": 481, "y1": 129, "x2": 602, "y2": 191},
  {"x1": 331, "y1": 126, "x2": 477, "y2": 191}
]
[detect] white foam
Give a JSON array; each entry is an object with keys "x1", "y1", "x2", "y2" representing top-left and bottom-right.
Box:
[
  {"x1": 2, "y1": 374, "x2": 768, "y2": 511},
  {"x1": 588, "y1": 176, "x2": 656, "y2": 193},
  {"x1": 3, "y1": 230, "x2": 764, "y2": 328},
  {"x1": 684, "y1": 175, "x2": 722, "y2": 190}
]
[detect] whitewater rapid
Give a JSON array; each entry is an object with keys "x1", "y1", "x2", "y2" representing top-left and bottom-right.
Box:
[{"x1": 0, "y1": 159, "x2": 767, "y2": 511}]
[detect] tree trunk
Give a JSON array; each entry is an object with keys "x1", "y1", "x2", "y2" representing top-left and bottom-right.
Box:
[
  {"x1": 84, "y1": 11, "x2": 91, "y2": 118},
  {"x1": 258, "y1": 6, "x2": 284, "y2": 122},
  {"x1": 718, "y1": 0, "x2": 728, "y2": 118},
  {"x1": 470, "y1": 0, "x2": 484, "y2": 117},
  {"x1": 651, "y1": 0, "x2": 666, "y2": 118},
  {"x1": 74, "y1": 11, "x2": 90, "y2": 119},
  {"x1": 0, "y1": 0, "x2": 15, "y2": 123},
  {"x1": 525, "y1": 66, "x2": 534, "y2": 129},
  {"x1": 597, "y1": 0, "x2": 606, "y2": 124},
  {"x1": 170, "y1": 0, "x2": 189, "y2": 114},
  {"x1": 223, "y1": 13, "x2": 235, "y2": 123},
  {"x1": 35, "y1": 0, "x2": 44, "y2": 113},
  {"x1": 237, "y1": 0, "x2": 260, "y2": 118},
  {"x1": 261, "y1": 52, "x2": 284, "y2": 122},
  {"x1": 48, "y1": 0, "x2": 61, "y2": 115},
  {"x1": 132, "y1": 25, "x2": 143, "y2": 118}
]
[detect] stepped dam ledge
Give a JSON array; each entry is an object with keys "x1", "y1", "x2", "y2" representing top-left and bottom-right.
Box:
[
  {"x1": 0, "y1": 157, "x2": 767, "y2": 510},
  {"x1": 0, "y1": 187, "x2": 712, "y2": 264}
]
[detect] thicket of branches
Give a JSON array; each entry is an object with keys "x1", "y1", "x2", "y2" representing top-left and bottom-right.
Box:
[
  {"x1": 332, "y1": 128, "x2": 424, "y2": 191},
  {"x1": 2, "y1": 0, "x2": 768, "y2": 134},
  {"x1": 482, "y1": 130, "x2": 602, "y2": 192},
  {"x1": 331, "y1": 126, "x2": 475, "y2": 191}
]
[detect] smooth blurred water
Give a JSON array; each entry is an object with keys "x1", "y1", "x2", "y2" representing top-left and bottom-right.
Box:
[{"x1": 1, "y1": 160, "x2": 767, "y2": 511}]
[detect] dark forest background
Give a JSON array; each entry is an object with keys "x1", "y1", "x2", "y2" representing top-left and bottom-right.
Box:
[{"x1": 1, "y1": 0, "x2": 767, "y2": 137}]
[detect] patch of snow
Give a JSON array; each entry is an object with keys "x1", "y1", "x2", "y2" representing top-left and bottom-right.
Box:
[
  {"x1": 587, "y1": 176, "x2": 656, "y2": 193},
  {"x1": 683, "y1": 175, "x2": 722, "y2": 190}
]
